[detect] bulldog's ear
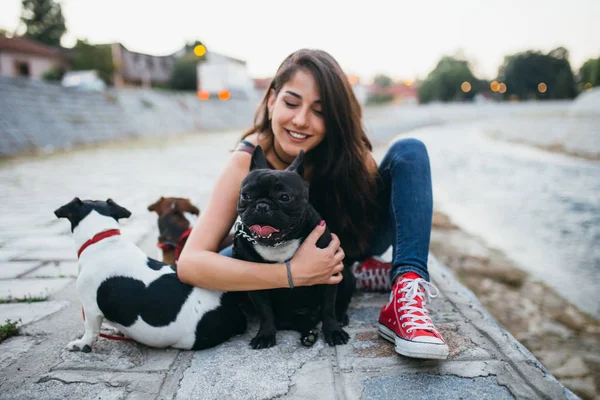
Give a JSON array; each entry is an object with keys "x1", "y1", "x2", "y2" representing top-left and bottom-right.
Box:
[
  {"x1": 286, "y1": 150, "x2": 304, "y2": 178},
  {"x1": 54, "y1": 197, "x2": 83, "y2": 219},
  {"x1": 106, "y1": 198, "x2": 132, "y2": 220},
  {"x1": 250, "y1": 145, "x2": 269, "y2": 171},
  {"x1": 147, "y1": 197, "x2": 165, "y2": 214},
  {"x1": 174, "y1": 198, "x2": 200, "y2": 215}
]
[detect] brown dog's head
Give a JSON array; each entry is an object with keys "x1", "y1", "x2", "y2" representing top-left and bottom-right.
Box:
[
  {"x1": 148, "y1": 197, "x2": 200, "y2": 218},
  {"x1": 148, "y1": 197, "x2": 199, "y2": 242},
  {"x1": 148, "y1": 197, "x2": 200, "y2": 267}
]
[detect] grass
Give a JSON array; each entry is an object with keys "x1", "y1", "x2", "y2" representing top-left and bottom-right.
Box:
[
  {"x1": 0, "y1": 319, "x2": 21, "y2": 343},
  {"x1": 0, "y1": 295, "x2": 49, "y2": 304}
]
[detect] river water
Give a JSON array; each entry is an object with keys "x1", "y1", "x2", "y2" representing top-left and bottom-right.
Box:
[{"x1": 365, "y1": 102, "x2": 600, "y2": 318}]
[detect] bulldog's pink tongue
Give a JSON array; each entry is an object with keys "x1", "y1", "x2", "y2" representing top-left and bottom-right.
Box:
[{"x1": 249, "y1": 225, "x2": 280, "y2": 237}]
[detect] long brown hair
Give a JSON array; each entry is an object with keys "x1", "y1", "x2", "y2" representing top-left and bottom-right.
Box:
[{"x1": 242, "y1": 49, "x2": 378, "y2": 258}]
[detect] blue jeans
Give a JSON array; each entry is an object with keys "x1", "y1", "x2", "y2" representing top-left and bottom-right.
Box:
[
  {"x1": 365, "y1": 138, "x2": 433, "y2": 282},
  {"x1": 220, "y1": 138, "x2": 433, "y2": 282}
]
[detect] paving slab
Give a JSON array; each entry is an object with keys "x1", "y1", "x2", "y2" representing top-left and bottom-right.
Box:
[
  {"x1": 0, "y1": 336, "x2": 38, "y2": 367},
  {"x1": 0, "y1": 247, "x2": 24, "y2": 262},
  {"x1": 0, "y1": 261, "x2": 43, "y2": 278},
  {"x1": 6, "y1": 236, "x2": 75, "y2": 250},
  {"x1": 56, "y1": 340, "x2": 180, "y2": 372},
  {"x1": 12, "y1": 248, "x2": 77, "y2": 262},
  {"x1": 22, "y1": 261, "x2": 78, "y2": 278},
  {"x1": 0, "y1": 277, "x2": 73, "y2": 300},
  {"x1": 361, "y1": 375, "x2": 513, "y2": 399},
  {"x1": 0, "y1": 300, "x2": 69, "y2": 325},
  {"x1": 178, "y1": 330, "x2": 326, "y2": 400}
]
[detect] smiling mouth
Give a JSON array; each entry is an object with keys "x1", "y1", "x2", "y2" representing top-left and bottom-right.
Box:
[{"x1": 286, "y1": 129, "x2": 310, "y2": 140}]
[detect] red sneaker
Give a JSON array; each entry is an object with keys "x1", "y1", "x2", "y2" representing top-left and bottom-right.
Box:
[
  {"x1": 378, "y1": 272, "x2": 449, "y2": 359},
  {"x1": 352, "y1": 257, "x2": 392, "y2": 292}
]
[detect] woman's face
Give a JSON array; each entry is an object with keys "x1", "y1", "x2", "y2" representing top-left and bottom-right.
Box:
[{"x1": 268, "y1": 69, "x2": 326, "y2": 159}]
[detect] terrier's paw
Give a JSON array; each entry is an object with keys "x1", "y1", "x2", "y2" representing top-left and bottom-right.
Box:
[
  {"x1": 250, "y1": 332, "x2": 276, "y2": 349},
  {"x1": 323, "y1": 327, "x2": 350, "y2": 346},
  {"x1": 66, "y1": 339, "x2": 92, "y2": 353},
  {"x1": 300, "y1": 329, "x2": 319, "y2": 347}
]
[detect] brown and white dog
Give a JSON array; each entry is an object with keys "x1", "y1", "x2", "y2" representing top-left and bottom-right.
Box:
[
  {"x1": 148, "y1": 197, "x2": 233, "y2": 268},
  {"x1": 148, "y1": 197, "x2": 200, "y2": 267}
]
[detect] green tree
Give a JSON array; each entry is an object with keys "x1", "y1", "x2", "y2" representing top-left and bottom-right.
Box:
[
  {"x1": 579, "y1": 57, "x2": 600, "y2": 89},
  {"x1": 168, "y1": 41, "x2": 206, "y2": 91},
  {"x1": 20, "y1": 0, "x2": 66, "y2": 46},
  {"x1": 42, "y1": 65, "x2": 64, "y2": 81},
  {"x1": 69, "y1": 39, "x2": 114, "y2": 85},
  {"x1": 419, "y1": 56, "x2": 480, "y2": 103},
  {"x1": 373, "y1": 74, "x2": 392, "y2": 88},
  {"x1": 497, "y1": 47, "x2": 577, "y2": 100},
  {"x1": 169, "y1": 54, "x2": 199, "y2": 91}
]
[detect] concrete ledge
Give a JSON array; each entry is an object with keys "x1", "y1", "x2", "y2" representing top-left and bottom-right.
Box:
[{"x1": 0, "y1": 255, "x2": 576, "y2": 400}]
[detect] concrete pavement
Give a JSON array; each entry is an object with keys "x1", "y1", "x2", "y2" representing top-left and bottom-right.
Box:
[{"x1": 0, "y1": 131, "x2": 575, "y2": 399}]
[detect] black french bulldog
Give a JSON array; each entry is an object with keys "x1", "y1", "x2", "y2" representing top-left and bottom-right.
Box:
[{"x1": 233, "y1": 146, "x2": 354, "y2": 349}]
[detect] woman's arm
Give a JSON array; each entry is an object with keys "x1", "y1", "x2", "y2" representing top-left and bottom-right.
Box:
[{"x1": 177, "y1": 150, "x2": 345, "y2": 291}]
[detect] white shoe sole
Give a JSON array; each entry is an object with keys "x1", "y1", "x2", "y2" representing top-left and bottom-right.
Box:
[{"x1": 378, "y1": 323, "x2": 449, "y2": 360}]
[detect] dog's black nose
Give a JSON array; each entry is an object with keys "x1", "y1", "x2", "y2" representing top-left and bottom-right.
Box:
[{"x1": 255, "y1": 203, "x2": 271, "y2": 213}]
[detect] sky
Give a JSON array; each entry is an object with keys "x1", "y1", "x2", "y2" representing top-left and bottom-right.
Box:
[{"x1": 1, "y1": 0, "x2": 599, "y2": 83}]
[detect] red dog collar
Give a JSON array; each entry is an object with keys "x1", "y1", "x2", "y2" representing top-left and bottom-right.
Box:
[
  {"x1": 175, "y1": 228, "x2": 192, "y2": 261},
  {"x1": 77, "y1": 229, "x2": 121, "y2": 259},
  {"x1": 157, "y1": 228, "x2": 191, "y2": 262}
]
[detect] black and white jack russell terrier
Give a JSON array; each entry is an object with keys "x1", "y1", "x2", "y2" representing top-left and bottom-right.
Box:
[{"x1": 54, "y1": 197, "x2": 246, "y2": 352}]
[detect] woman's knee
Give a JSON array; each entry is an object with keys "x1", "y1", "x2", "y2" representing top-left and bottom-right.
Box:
[{"x1": 388, "y1": 138, "x2": 429, "y2": 163}]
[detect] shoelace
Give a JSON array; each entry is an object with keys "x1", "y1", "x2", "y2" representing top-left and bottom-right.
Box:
[
  {"x1": 397, "y1": 277, "x2": 440, "y2": 333},
  {"x1": 352, "y1": 260, "x2": 391, "y2": 291}
]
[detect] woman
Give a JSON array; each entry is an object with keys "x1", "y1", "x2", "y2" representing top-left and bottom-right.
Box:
[{"x1": 178, "y1": 49, "x2": 448, "y2": 360}]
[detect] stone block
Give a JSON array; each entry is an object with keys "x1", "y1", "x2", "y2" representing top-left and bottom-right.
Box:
[
  {"x1": 0, "y1": 261, "x2": 42, "y2": 278},
  {"x1": 57, "y1": 340, "x2": 179, "y2": 372},
  {"x1": 0, "y1": 278, "x2": 72, "y2": 300},
  {"x1": 23, "y1": 261, "x2": 78, "y2": 278},
  {"x1": 361, "y1": 374, "x2": 513, "y2": 400},
  {"x1": 0, "y1": 300, "x2": 69, "y2": 325}
]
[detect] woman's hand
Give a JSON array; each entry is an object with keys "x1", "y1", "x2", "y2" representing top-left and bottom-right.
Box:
[{"x1": 290, "y1": 222, "x2": 345, "y2": 286}]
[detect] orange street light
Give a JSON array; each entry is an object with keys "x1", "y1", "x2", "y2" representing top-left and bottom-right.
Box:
[
  {"x1": 197, "y1": 90, "x2": 210, "y2": 100},
  {"x1": 218, "y1": 90, "x2": 230, "y2": 100},
  {"x1": 490, "y1": 81, "x2": 500, "y2": 92},
  {"x1": 461, "y1": 81, "x2": 472, "y2": 93},
  {"x1": 538, "y1": 82, "x2": 547, "y2": 93},
  {"x1": 498, "y1": 83, "x2": 507, "y2": 94}
]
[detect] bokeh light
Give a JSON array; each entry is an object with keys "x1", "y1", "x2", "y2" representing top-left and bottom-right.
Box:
[
  {"x1": 584, "y1": 82, "x2": 593, "y2": 91},
  {"x1": 218, "y1": 90, "x2": 230, "y2": 100},
  {"x1": 197, "y1": 90, "x2": 209, "y2": 100},
  {"x1": 461, "y1": 81, "x2": 472, "y2": 93},
  {"x1": 404, "y1": 80, "x2": 414, "y2": 87},
  {"x1": 538, "y1": 82, "x2": 547, "y2": 93},
  {"x1": 194, "y1": 44, "x2": 207, "y2": 57},
  {"x1": 347, "y1": 75, "x2": 359, "y2": 85},
  {"x1": 490, "y1": 81, "x2": 500, "y2": 92},
  {"x1": 499, "y1": 83, "x2": 507, "y2": 94}
]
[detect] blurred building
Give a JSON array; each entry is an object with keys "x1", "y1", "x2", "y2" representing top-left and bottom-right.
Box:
[
  {"x1": 253, "y1": 77, "x2": 271, "y2": 99},
  {"x1": 196, "y1": 52, "x2": 256, "y2": 100},
  {"x1": 367, "y1": 82, "x2": 419, "y2": 105},
  {"x1": 111, "y1": 43, "x2": 175, "y2": 88},
  {"x1": 0, "y1": 36, "x2": 66, "y2": 80}
]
